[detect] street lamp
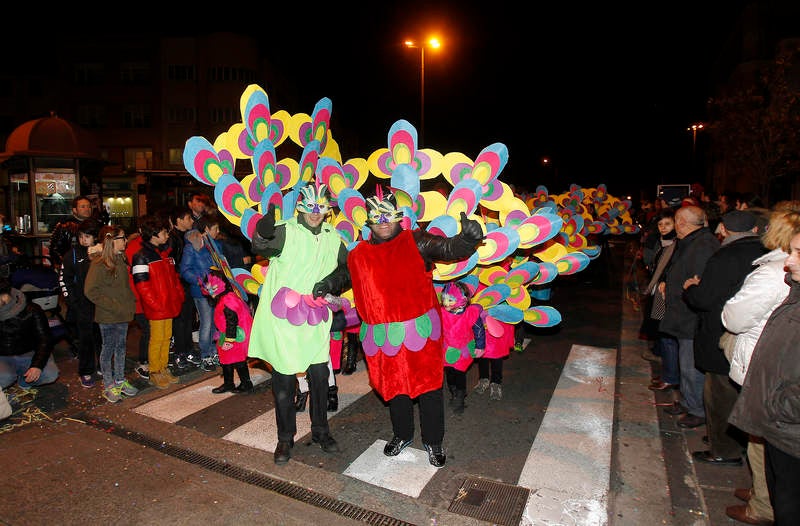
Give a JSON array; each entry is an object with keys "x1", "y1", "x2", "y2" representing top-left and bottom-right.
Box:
[
  {"x1": 687, "y1": 122, "x2": 705, "y2": 154},
  {"x1": 404, "y1": 36, "x2": 441, "y2": 147}
]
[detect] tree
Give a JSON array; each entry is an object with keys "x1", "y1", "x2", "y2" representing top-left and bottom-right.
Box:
[{"x1": 708, "y1": 39, "x2": 800, "y2": 205}]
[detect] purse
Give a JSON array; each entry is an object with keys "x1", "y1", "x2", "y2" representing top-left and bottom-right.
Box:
[
  {"x1": 650, "y1": 291, "x2": 666, "y2": 321},
  {"x1": 719, "y1": 330, "x2": 737, "y2": 362}
]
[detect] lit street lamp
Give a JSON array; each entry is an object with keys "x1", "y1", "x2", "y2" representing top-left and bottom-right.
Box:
[
  {"x1": 687, "y1": 122, "x2": 704, "y2": 154},
  {"x1": 404, "y1": 36, "x2": 441, "y2": 147}
]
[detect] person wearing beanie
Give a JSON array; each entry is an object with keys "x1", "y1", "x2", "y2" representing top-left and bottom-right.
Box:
[{"x1": 682, "y1": 208, "x2": 767, "y2": 466}]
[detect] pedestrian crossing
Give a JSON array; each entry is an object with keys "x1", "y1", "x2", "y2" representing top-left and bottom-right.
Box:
[{"x1": 133, "y1": 341, "x2": 617, "y2": 524}]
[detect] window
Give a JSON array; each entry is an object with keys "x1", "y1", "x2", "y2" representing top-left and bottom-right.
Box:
[
  {"x1": 122, "y1": 104, "x2": 152, "y2": 128},
  {"x1": 120, "y1": 61, "x2": 151, "y2": 84},
  {"x1": 76, "y1": 105, "x2": 107, "y2": 128},
  {"x1": 73, "y1": 62, "x2": 105, "y2": 85},
  {"x1": 124, "y1": 148, "x2": 153, "y2": 172},
  {"x1": 166, "y1": 106, "x2": 197, "y2": 123},
  {"x1": 210, "y1": 107, "x2": 238, "y2": 124},
  {"x1": 168, "y1": 148, "x2": 184, "y2": 165},
  {"x1": 207, "y1": 66, "x2": 257, "y2": 83},
  {"x1": 167, "y1": 64, "x2": 197, "y2": 82}
]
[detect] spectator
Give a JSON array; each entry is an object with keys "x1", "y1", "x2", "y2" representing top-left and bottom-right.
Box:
[
  {"x1": 658, "y1": 205, "x2": 719, "y2": 429},
  {"x1": 84, "y1": 226, "x2": 138, "y2": 403},
  {"x1": 58, "y1": 218, "x2": 102, "y2": 388},
  {"x1": 49, "y1": 195, "x2": 93, "y2": 266},
  {"x1": 683, "y1": 210, "x2": 766, "y2": 466},
  {"x1": 722, "y1": 204, "x2": 800, "y2": 525},
  {"x1": 187, "y1": 191, "x2": 211, "y2": 228},
  {"x1": 132, "y1": 215, "x2": 185, "y2": 390},
  {"x1": 0, "y1": 278, "x2": 59, "y2": 389},
  {"x1": 728, "y1": 229, "x2": 800, "y2": 525}
]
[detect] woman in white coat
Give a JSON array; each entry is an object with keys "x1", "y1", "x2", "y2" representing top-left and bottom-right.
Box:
[{"x1": 722, "y1": 204, "x2": 800, "y2": 525}]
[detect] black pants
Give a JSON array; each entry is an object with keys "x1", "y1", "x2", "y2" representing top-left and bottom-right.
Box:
[
  {"x1": 704, "y1": 372, "x2": 746, "y2": 458},
  {"x1": 388, "y1": 389, "x2": 444, "y2": 445},
  {"x1": 477, "y1": 357, "x2": 503, "y2": 384},
  {"x1": 172, "y1": 283, "x2": 195, "y2": 357},
  {"x1": 134, "y1": 313, "x2": 150, "y2": 364},
  {"x1": 445, "y1": 367, "x2": 466, "y2": 391},
  {"x1": 75, "y1": 317, "x2": 99, "y2": 377},
  {"x1": 271, "y1": 362, "x2": 331, "y2": 443},
  {"x1": 765, "y1": 441, "x2": 800, "y2": 524}
]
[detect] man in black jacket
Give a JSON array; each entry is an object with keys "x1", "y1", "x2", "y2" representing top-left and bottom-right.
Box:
[
  {"x1": 0, "y1": 278, "x2": 59, "y2": 389},
  {"x1": 684, "y1": 210, "x2": 767, "y2": 465},
  {"x1": 48, "y1": 195, "x2": 93, "y2": 266}
]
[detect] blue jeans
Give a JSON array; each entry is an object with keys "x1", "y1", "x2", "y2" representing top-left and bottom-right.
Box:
[
  {"x1": 657, "y1": 335, "x2": 679, "y2": 385},
  {"x1": 0, "y1": 352, "x2": 60, "y2": 389},
  {"x1": 99, "y1": 322, "x2": 129, "y2": 387},
  {"x1": 677, "y1": 338, "x2": 705, "y2": 417},
  {"x1": 193, "y1": 297, "x2": 215, "y2": 360}
]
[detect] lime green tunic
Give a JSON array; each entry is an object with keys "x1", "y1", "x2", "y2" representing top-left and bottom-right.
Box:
[{"x1": 248, "y1": 218, "x2": 341, "y2": 374}]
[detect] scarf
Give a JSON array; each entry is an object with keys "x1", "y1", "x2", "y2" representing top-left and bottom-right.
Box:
[{"x1": 0, "y1": 289, "x2": 27, "y2": 321}]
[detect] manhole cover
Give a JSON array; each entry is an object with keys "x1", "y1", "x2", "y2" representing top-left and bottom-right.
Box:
[{"x1": 449, "y1": 476, "x2": 530, "y2": 526}]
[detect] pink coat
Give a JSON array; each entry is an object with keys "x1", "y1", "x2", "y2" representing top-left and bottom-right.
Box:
[{"x1": 213, "y1": 292, "x2": 253, "y2": 365}]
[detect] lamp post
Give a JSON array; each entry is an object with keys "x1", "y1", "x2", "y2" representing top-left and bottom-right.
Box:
[
  {"x1": 687, "y1": 122, "x2": 705, "y2": 154},
  {"x1": 404, "y1": 37, "x2": 441, "y2": 147}
]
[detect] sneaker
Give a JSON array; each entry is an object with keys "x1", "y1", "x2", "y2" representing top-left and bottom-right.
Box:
[
  {"x1": 489, "y1": 383, "x2": 503, "y2": 400},
  {"x1": 201, "y1": 357, "x2": 217, "y2": 372},
  {"x1": 514, "y1": 342, "x2": 524, "y2": 352},
  {"x1": 135, "y1": 363, "x2": 150, "y2": 380},
  {"x1": 102, "y1": 385, "x2": 122, "y2": 403},
  {"x1": 212, "y1": 354, "x2": 220, "y2": 366},
  {"x1": 473, "y1": 378, "x2": 490, "y2": 394},
  {"x1": 423, "y1": 443, "x2": 446, "y2": 467},
  {"x1": 185, "y1": 354, "x2": 202, "y2": 366},
  {"x1": 383, "y1": 436, "x2": 413, "y2": 456},
  {"x1": 173, "y1": 355, "x2": 189, "y2": 369},
  {"x1": 79, "y1": 375, "x2": 95, "y2": 388},
  {"x1": 115, "y1": 379, "x2": 139, "y2": 397}
]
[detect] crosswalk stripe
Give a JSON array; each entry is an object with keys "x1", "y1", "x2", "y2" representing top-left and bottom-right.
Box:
[{"x1": 343, "y1": 440, "x2": 439, "y2": 498}]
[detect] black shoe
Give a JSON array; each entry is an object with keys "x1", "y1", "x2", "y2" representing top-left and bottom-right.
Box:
[
  {"x1": 211, "y1": 383, "x2": 235, "y2": 394},
  {"x1": 201, "y1": 358, "x2": 216, "y2": 372},
  {"x1": 691, "y1": 450, "x2": 743, "y2": 466},
  {"x1": 383, "y1": 436, "x2": 413, "y2": 456},
  {"x1": 664, "y1": 402, "x2": 688, "y2": 416},
  {"x1": 185, "y1": 353, "x2": 202, "y2": 366},
  {"x1": 173, "y1": 355, "x2": 190, "y2": 369},
  {"x1": 678, "y1": 414, "x2": 707, "y2": 429},
  {"x1": 312, "y1": 435, "x2": 340, "y2": 453},
  {"x1": 274, "y1": 440, "x2": 293, "y2": 465},
  {"x1": 424, "y1": 443, "x2": 446, "y2": 467},
  {"x1": 233, "y1": 381, "x2": 253, "y2": 394}
]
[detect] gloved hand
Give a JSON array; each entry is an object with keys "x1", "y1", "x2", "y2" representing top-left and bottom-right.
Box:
[
  {"x1": 459, "y1": 212, "x2": 484, "y2": 244},
  {"x1": 312, "y1": 278, "x2": 333, "y2": 299},
  {"x1": 256, "y1": 204, "x2": 276, "y2": 239},
  {"x1": 220, "y1": 341, "x2": 234, "y2": 351}
]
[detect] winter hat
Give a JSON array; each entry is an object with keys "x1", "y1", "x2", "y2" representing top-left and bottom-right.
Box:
[{"x1": 721, "y1": 210, "x2": 756, "y2": 232}]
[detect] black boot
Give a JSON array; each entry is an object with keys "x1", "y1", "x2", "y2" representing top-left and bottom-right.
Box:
[
  {"x1": 212, "y1": 364, "x2": 235, "y2": 394},
  {"x1": 294, "y1": 386, "x2": 309, "y2": 412},
  {"x1": 327, "y1": 385, "x2": 339, "y2": 412},
  {"x1": 452, "y1": 389, "x2": 466, "y2": 414},
  {"x1": 233, "y1": 361, "x2": 253, "y2": 393},
  {"x1": 341, "y1": 336, "x2": 359, "y2": 375}
]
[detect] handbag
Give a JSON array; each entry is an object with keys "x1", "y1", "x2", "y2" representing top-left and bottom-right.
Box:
[
  {"x1": 719, "y1": 330, "x2": 737, "y2": 362},
  {"x1": 650, "y1": 291, "x2": 666, "y2": 321}
]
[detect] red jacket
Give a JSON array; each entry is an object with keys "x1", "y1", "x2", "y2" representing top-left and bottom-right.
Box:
[{"x1": 131, "y1": 240, "x2": 184, "y2": 320}]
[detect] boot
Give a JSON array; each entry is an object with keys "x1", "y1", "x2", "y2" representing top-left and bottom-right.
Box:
[
  {"x1": 341, "y1": 336, "x2": 359, "y2": 375},
  {"x1": 233, "y1": 361, "x2": 253, "y2": 393},
  {"x1": 452, "y1": 389, "x2": 466, "y2": 415},
  {"x1": 294, "y1": 386, "x2": 309, "y2": 411},
  {"x1": 212, "y1": 364, "x2": 236, "y2": 394},
  {"x1": 327, "y1": 385, "x2": 339, "y2": 412}
]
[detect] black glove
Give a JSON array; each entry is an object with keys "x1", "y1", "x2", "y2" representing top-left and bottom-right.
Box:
[
  {"x1": 256, "y1": 204, "x2": 276, "y2": 239},
  {"x1": 459, "y1": 212, "x2": 484, "y2": 244},
  {"x1": 312, "y1": 279, "x2": 332, "y2": 299}
]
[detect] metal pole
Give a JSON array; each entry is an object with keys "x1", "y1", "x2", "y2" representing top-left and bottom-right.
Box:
[{"x1": 420, "y1": 45, "x2": 425, "y2": 148}]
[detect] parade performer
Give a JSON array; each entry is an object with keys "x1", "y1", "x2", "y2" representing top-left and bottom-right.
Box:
[
  {"x1": 440, "y1": 280, "x2": 485, "y2": 415},
  {"x1": 249, "y1": 181, "x2": 350, "y2": 465},
  {"x1": 347, "y1": 187, "x2": 484, "y2": 467},
  {"x1": 200, "y1": 269, "x2": 253, "y2": 394}
]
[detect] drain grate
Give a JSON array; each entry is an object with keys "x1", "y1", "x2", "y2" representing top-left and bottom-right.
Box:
[
  {"x1": 448, "y1": 476, "x2": 530, "y2": 526},
  {"x1": 86, "y1": 417, "x2": 414, "y2": 526}
]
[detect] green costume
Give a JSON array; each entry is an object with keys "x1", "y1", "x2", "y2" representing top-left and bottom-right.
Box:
[{"x1": 248, "y1": 217, "x2": 341, "y2": 374}]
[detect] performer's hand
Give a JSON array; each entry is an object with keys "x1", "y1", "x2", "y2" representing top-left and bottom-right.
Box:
[
  {"x1": 256, "y1": 204, "x2": 276, "y2": 239},
  {"x1": 220, "y1": 341, "x2": 234, "y2": 351},
  {"x1": 459, "y1": 212, "x2": 484, "y2": 243},
  {"x1": 312, "y1": 279, "x2": 332, "y2": 299}
]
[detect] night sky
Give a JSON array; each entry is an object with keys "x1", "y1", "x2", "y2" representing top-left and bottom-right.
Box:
[
  {"x1": 8, "y1": 2, "x2": 752, "y2": 199},
  {"x1": 257, "y1": 2, "x2": 749, "y2": 198}
]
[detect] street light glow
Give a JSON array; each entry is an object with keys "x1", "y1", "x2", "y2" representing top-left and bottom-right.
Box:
[{"x1": 404, "y1": 36, "x2": 443, "y2": 148}]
